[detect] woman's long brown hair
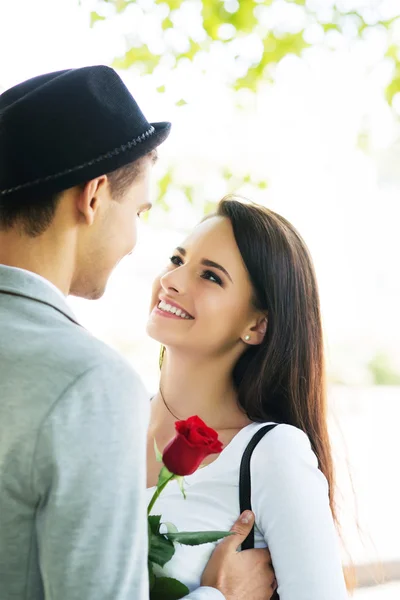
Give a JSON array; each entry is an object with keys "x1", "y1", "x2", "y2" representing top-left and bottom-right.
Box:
[
  {"x1": 216, "y1": 197, "x2": 337, "y2": 531},
  {"x1": 161, "y1": 196, "x2": 354, "y2": 588}
]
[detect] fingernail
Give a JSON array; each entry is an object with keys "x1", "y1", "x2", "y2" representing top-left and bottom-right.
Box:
[{"x1": 241, "y1": 511, "x2": 253, "y2": 524}]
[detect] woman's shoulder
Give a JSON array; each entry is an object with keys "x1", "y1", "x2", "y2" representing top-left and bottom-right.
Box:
[
  {"x1": 246, "y1": 421, "x2": 319, "y2": 472},
  {"x1": 242, "y1": 421, "x2": 313, "y2": 450},
  {"x1": 246, "y1": 422, "x2": 329, "y2": 501}
]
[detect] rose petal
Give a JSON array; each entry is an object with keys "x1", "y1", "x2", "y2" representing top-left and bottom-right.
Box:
[{"x1": 162, "y1": 415, "x2": 223, "y2": 476}]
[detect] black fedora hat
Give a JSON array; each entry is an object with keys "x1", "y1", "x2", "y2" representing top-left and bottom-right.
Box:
[{"x1": 0, "y1": 65, "x2": 171, "y2": 201}]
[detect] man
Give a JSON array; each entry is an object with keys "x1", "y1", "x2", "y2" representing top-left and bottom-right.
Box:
[{"x1": 0, "y1": 66, "x2": 275, "y2": 599}]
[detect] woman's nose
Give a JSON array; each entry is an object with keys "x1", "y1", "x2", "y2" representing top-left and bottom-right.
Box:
[{"x1": 160, "y1": 265, "x2": 188, "y2": 295}]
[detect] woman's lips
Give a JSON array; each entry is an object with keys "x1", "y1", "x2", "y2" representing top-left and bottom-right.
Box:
[{"x1": 155, "y1": 299, "x2": 194, "y2": 320}]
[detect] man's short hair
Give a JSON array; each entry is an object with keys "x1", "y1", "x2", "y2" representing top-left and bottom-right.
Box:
[{"x1": 0, "y1": 151, "x2": 155, "y2": 237}]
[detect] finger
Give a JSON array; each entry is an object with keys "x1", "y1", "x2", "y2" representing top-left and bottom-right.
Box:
[{"x1": 223, "y1": 510, "x2": 255, "y2": 549}]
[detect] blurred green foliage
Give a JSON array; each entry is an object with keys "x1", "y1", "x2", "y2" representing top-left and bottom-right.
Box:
[
  {"x1": 89, "y1": 0, "x2": 400, "y2": 210},
  {"x1": 368, "y1": 353, "x2": 400, "y2": 385},
  {"x1": 90, "y1": 0, "x2": 400, "y2": 100},
  {"x1": 385, "y1": 44, "x2": 400, "y2": 105}
]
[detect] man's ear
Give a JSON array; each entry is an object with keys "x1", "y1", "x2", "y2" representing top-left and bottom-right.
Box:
[
  {"x1": 242, "y1": 316, "x2": 268, "y2": 346},
  {"x1": 76, "y1": 175, "x2": 108, "y2": 225}
]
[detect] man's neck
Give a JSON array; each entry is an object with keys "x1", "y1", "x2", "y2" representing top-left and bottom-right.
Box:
[{"x1": 0, "y1": 228, "x2": 73, "y2": 296}]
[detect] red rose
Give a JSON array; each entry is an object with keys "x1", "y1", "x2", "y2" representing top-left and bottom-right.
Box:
[{"x1": 162, "y1": 416, "x2": 223, "y2": 476}]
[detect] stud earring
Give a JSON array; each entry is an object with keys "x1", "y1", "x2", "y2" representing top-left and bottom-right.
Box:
[{"x1": 244, "y1": 335, "x2": 250, "y2": 341}]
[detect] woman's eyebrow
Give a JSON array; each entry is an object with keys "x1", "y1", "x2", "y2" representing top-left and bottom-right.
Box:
[
  {"x1": 176, "y1": 247, "x2": 232, "y2": 282},
  {"x1": 201, "y1": 259, "x2": 232, "y2": 282}
]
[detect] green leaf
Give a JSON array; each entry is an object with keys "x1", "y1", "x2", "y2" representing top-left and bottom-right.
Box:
[
  {"x1": 150, "y1": 576, "x2": 189, "y2": 600},
  {"x1": 367, "y1": 352, "x2": 400, "y2": 385},
  {"x1": 182, "y1": 39, "x2": 203, "y2": 61},
  {"x1": 182, "y1": 186, "x2": 194, "y2": 205},
  {"x1": 162, "y1": 521, "x2": 179, "y2": 534},
  {"x1": 149, "y1": 560, "x2": 156, "y2": 590},
  {"x1": 153, "y1": 438, "x2": 163, "y2": 462},
  {"x1": 156, "y1": 194, "x2": 171, "y2": 212},
  {"x1": 204, "y1": 200, "x2": 218, "y2": 215},
  {"x1": 112, "y1": 45, "x2": 160, "y2": 73},
  {"x1": 162, "y1": 17, "x2": 174, "y2": 30},
  {"x1": 90, "y1": 11, "x2": 106, "y2": 27},
  {"x1": 265, "y1": 31, "x2": 308, "y2": 63},
  {"x1": 202, "y1": 0, "x2": 229, "y2": 40},
  {"x1": 157, "y1": 169, "x2": 173, "y2": 199},
  {"x1": 157, "y1": 0, "x2": 185, "y2": 10},
  {"x1": 386, "y1": 45, "x2": 399, "y2": 61},
  {"x1": 149, "y1": 532, "x2": 175, "y2": 567},
  {"x1": 156, "y1": 85, "x2": 166, "y2": 93},
  {"x1": 386, "y1": 64, "x2": 400, "y2": 106},
  {"x1": 322, "y1": 23, "x2": 339, "y2": 33},
  {"x1": 148, "y1": 514, "x2": 162, "y2": 535},
  {"x1": 230, "y1": 1, "x2": 257, "y2": 33},
  {"x1": 157, "y1": 465, "x2": 174, "y2": 488},
  {"x1": 115, "y1": 0, "x2": 130, "y2": 13},
  {"x1": 166, "y1": 530, "x2": 232, "y2": 545},
  {"x1": 235, "y1": 31, "x2": 309, "y2": 91},
  {"x1": 175, "y1": 475, "x2": 187, "y2": 499},
  {"x1": 175, "y1": 98, "x2": 188, "y2": 107}
]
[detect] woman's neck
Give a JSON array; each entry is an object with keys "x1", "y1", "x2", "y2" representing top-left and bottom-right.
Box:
[{"x1": 150, "y1": 350, "x2": 251, "y2": 433}]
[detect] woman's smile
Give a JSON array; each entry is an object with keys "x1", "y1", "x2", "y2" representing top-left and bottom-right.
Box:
[{"x1": 153, "y1": 298, "x2": 194, "y2": 320}]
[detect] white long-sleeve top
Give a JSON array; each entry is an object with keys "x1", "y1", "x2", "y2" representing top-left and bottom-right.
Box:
[{"x1": 147, "y1": 422, "x2": 348, "y2": 600}]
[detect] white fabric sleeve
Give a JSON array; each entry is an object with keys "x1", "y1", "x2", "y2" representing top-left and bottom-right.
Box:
[
  {"x1": 185, "y1": 588, "x2": 225, "y2": 600},
  {"x1": 32, "y1": 359, "x2": 150, "y2": 600},
  {"x1": 251, "y1": 425, "x2": 348, "y2": 600}
]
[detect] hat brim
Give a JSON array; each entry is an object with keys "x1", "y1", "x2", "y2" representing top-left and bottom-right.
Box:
[
  {"x1": 149, "y1": 121, "x2": 171, "y2": 149},
  {"x1": 4, "y1": 121, "x2": 171, "y2": 202}
]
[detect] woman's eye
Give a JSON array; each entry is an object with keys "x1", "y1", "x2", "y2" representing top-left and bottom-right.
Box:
[
  {"x1": 201, "y1": 270, "x2": 223, "y2": 286},
  {"x1": 170, "y1": 255, "x2": 183, "y2": 266}
]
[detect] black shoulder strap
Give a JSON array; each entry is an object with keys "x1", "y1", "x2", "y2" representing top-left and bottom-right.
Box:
[{"x1": 239, "y1": 423, "x2": 279, "y2": 551}]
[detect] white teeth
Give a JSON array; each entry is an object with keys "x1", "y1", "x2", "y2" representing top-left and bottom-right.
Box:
[{"x1": 157, "y1": 301, "x2": 192, "y2": 319}]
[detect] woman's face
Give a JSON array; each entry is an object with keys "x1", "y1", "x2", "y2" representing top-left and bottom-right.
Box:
[{"x1": 147, "y1": 216, "x2": 264, "y2": 356}]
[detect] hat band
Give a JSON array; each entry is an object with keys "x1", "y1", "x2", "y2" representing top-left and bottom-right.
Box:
[{"x1": 0, "y1": 125, "x2": 156, "y2": 196}]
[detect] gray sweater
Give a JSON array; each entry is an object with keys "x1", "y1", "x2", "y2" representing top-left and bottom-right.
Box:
[
  {"x1": 0, "y1": 266, "x2": 223, "y2": 600},
  {"x1": 0, "y1": 265, "x2": 151, "y2": 599}
]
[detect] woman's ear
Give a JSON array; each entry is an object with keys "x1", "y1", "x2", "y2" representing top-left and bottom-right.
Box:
[{"x1": 242, "y1": 316, "x2": 268, "y2": 346}]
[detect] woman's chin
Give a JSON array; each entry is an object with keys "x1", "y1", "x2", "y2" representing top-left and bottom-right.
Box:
[
  {"x1": 146, "y1": 320, "x2": 169, "y2": 345},
  {"x1": 147, "y1": 325, "x2": 188, "y2": 350},
  {"x1": 145, "y1": 320, "x2": 158, "y2": 340}
]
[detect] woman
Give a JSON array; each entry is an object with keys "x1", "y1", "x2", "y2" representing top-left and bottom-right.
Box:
[{"x1": 146, "y1": 197, "x2": 348, "y2": 599}]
